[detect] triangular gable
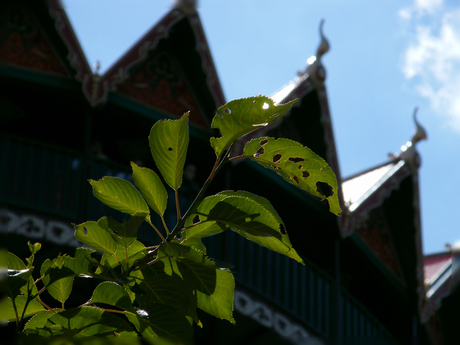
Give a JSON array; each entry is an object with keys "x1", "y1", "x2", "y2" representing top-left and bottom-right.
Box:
[
  {"x1": 342, "y1": 143, "x2": 426, "y2": 318},
  {"x1": 1, "y1": 4, "x2": 70, "y2": 77},
  {"x1": 59, "y1": 6, "x2": 223, "y2": 130},
  {"x1": 115, "y1": 41, "x2": 208, "y2": 128},
  {"x1": 355, "y1": 206, "x2": 405, "y2": 283}
]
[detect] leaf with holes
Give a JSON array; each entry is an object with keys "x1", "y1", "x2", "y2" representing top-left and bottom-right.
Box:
[
  {"x1": 89, "y1": 177, "x2": 150, "y2": 219},
  {"x1": 243, "y1": 137, "x2": 341, "y2": 216},
  {"x1": 74, "y1": 220, "x2": 119, "y2": 256},
  {"x1": 210, "y1": 96, "x2": 297, "y2": 158},
  {"x1": 149, "y1": 113, "x2": 189, "y2": 191},
  {"x1": 131, "y1": 162, "x2": 168, "y2": 216}
]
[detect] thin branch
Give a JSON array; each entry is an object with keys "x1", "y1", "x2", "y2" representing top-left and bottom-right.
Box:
[
  {"x1": 148, "y1": 219, "x2": 166, "y2": 242},
  {"x1": 167, "y1": 143, "x2": 234, "y2": 241},
  {"x1": 160, "y1": 215, "x2": 170, "y2": 236},
  {"x1": 175, "y1": 189, "x2": 181, "y2": 222},
  {"x1": 227, "y1": 155, "x2": 244, "y2": 162},
  {"x1": 37, "y1": 299, "x2": 57, "y2": 313}
]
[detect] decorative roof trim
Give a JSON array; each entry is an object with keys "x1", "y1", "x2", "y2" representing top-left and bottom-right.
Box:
[
  {"x1": 341, "y1": 160, "x2": 411, "y2": 236},
  {"x1": 48, "y1": 1, "x2": 93, "y2": 86},
  {"x1": 49, "y1": 2, "x2": 225, "y2": 109},
  {"x1": 188, "y1": 11, "x2": 226, "y2": 106}
]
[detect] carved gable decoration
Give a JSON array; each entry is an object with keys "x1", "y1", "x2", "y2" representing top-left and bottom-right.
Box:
[
  {"x1": 116, "y1": 49, "x2": 208, "y2": 128},
  {"x1": 356, "y1": 206, "x2": 405, "y2": 283},
  {"x1": 0, "y1": 6, "x2": 69, "y2": 76}
]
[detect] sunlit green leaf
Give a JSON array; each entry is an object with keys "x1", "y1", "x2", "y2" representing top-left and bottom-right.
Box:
[
  {"x1": 131, "y1": 162, "x2": 168, "y2": 216},
  {"x1": 0, "y1": 295, "x2": 45, "y2": 322},
  {"x1": 185, "y1": 191, "x2": 303, "y2": 263},
  {"x1": 149, "y1": 113, "x2": 189, "y2": 191},
  {"x1": 181, "y1": 237, "x2": 207, "y2": 255},
  {"x1": 187, "y1": 191, "x2": 282, "y2": 237},
  {"x1": 44, "y1": 306, "x2": 134, "y2": 336},
  {"x1": 27, "y1": 241, "x2": 41, "y2": 255},
  {"x1": 89, "y1": 281, "x2": 136, "y2": 313},
  {"x1": 22, "y1": 311, "x2": 56, "y2": 336},
  {"x1": 210, "y1": 96, "x2": 297, "y2": 158},
  {"x1": 99, "y1": 240, "x2": 147, "y2": 271},
  {"x1": 74, "y1": 220, "x2": 119, "y2": 256},
  {"x1": 243, "y1": 137, "x2": 342, "y2": 216},
  {"x1": 89, "y1": 176, "x2": 150, "y2": 218},
  {"x1": 40, "y1": 255, "x2": 74, "y2": 304}
]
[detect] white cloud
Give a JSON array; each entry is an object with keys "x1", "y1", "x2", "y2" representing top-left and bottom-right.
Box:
[
  {"x1": 415, "y1": 0, "x2": 443, "y2": 13},
  {"x1": 401, "y1": 4, "x2": 460, "y2": 132}
]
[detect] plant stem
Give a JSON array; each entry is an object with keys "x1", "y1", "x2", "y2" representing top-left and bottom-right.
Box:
[
  {"x1": 175, "y1": 189, "x2": 181, "y2": 222},
  {"x1": 167, "y1": 144, "x2": 233, "y2": 241},
  {"x1": 148, "y1": 219, "x2": 166, "y2": 242},
  {"x1": 37, "y1": 300, "x2": 57, "y2": 313},
  {"x1": 160, "y1": 215, "x2": 170, "y2": 236}
]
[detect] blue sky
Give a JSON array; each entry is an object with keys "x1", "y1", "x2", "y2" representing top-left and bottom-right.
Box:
[{"x1": 62, "y1": 0, "x2": 460, "y2": 254}]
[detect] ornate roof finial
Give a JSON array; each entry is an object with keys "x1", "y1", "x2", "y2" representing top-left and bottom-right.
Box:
[
  {"x1": 389, "y1": 107, "x2": 427, "y2": 168},
  {"x1": 316, "y1": 19, "x2": 330, "y2": 61},
  {"x1": 305, "y1": 20, "x2": 330, "y2": 82},
  {"x1": 411, "y1": 107, "x2": 428, "y2": 145},
  {"x1": 93, "y1": 61, "x2": 100, "y2": 76},
  {"x1": 172, "y1": 0, "x2": 197, "y2": 13}
]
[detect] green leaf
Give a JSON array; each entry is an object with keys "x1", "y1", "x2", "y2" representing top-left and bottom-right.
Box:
[
  {"x1": 125, "y1": 304, "x2": 193, "y2": 338},
  {"x1": 186, "y1": 191, "x2": 303, "y2": 263},
  {"x1": 188, "y1": 191, "x2": 283, "y2": 237},
  {"x1": 149, "y1": 113, "x2": 189, "y2": 191},
  {"x1": 159, "y1": 243, "x2": 235, "y2": 323},
  {"x1": 131, "y1": 162, "x2": 168, "y2": 216},
  {"x1": 74, "y1": 220, "x2": 119, "y2": 256},
  {"x1": 106, "y1": 216, "x2": 144, "y2": 249},
  {"x1": 22, "y1": 311, "x2": 55, "y2": 336},
  {"x1": 99, "y1": 240, "x2": 147, "y2": 271},
  {"x1": 7, "y1": 252, "x2": 31, "y2": 298},
  {"x1": 243, "y1": 137, "x2": 342, "y2": 216},
  {"x1": 27, "y1": 241, "x2": 41, "y2": 255},
  {"x1": 89, "y1": 281, "x2": 136, "y2": 312},
  {"x1": 181, "y1": 237, "x2": 207, "y2": 255},
  {"x1": 134, "y1": 260, "x2": 197, "y2": 323},
  {"x1": 44, "y1": 306, "x2": 135, "y2": 336},
  {"x1": 0, "y1": 295, "x2": 46, "y2": 322},
  {"x1": 74, "y1": 247, "x2": 99, "y2": 277},
  {"x1": 89, "y1": 176, "x2": 150, "y2": 218},
  {"x1": 210, "y1": 96, "x2": 297, "y2": 158},
  {"x1": 40, "y1": 255, "x2": 75, "y2": 304}
]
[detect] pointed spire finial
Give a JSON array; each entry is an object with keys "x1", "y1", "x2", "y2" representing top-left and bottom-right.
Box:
[
  {"x1": 411, "y1": 107, "x2": 427, "y2": 145},
  {"x1": 316, "y1": 19, "x2": 330, "y2": 61},
  {"x1": 173, "y1": 0, "x2": 197, "y2": 13}
]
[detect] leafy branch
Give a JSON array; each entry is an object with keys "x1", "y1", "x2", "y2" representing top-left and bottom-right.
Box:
[{"x1": 6, "y1": 95, "x2": 341, "y2": 340}]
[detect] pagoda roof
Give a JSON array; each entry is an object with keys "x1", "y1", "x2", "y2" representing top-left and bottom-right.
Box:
[{"x1": 1, "y1": 0, "x2": 225, "y2": 130}]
